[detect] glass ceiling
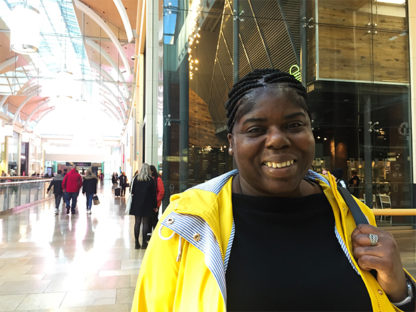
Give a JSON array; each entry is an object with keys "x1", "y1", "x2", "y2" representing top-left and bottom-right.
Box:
[
  {"x1": 0, "y1": 0, "x2": 93, "y2": 98},
  {"x1": 0, "y1": 0, "x2": 128, "y2": 138}
]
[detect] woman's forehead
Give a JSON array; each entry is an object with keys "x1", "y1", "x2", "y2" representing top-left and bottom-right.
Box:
[{"x1": 238, "y1": 87, "x2": 304, "y2": 115}]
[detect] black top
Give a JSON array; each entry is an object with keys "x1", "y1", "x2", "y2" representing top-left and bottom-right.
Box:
[
  {"x1": 82, "y1": 176, "x2": 97, "y2": 195},
  {"x1": 47, "y1": 174, "x2": 64, "y2": 195},
  {"x1": 119, "y1": 175, "x2": 128, "y2": 186},
  {"x1": 130, "y1": 178, "x2": 156, "y2": 217},
  {"x1": 226, "y1": 191, "x2": 373, "y2": 311}
]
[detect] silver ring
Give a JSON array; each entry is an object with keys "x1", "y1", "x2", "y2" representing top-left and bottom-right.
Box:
[{"x1": 369, "y1": 233, "x2": 379, "y2": 246}]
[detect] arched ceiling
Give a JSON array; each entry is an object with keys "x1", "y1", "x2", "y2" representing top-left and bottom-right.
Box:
[{"x1": 0, "y1": 0, "x2": 142, "y2": 139}]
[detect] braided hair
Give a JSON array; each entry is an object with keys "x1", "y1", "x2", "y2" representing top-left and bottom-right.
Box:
[{"x1": 225, "y1": 68, "x2": 309, "y2": 133}]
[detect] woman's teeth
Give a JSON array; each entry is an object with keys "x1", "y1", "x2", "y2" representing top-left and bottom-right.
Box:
[{"x1": 264, "y1": 160, "x2": 294, "y2": 169}]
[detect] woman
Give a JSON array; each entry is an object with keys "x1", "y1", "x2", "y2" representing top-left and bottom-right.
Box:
[
  {"x1": 149, "y1": 165, "x2": 165, "y2": 231},
  {"x1": 132, "y1": 69, "x2": 415, "y2": 311},
  {"x1": 119, "y1": 171, "x2": 128, "y2": 197},
  {"x1": 47, "y1": 169, "x2": 64, "y2": 215},
  {"x1": 111, "y1": 172, "x2": 118, "y2": 186},
  {"x1": 130, "y1": 163, "x2": 156, "y2": 249},
  {"x1": 82, "y1": 169, "x2": 98, "y2": 214}
]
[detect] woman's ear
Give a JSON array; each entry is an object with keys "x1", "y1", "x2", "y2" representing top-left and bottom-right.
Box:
[{"x1": 227, "y1": 133, "x2": 234, "y2": 156}]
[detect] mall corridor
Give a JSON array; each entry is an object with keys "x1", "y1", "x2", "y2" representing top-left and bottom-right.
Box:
[{"x1": 0, "y1": 180, "x2": 142, "y2": 311}]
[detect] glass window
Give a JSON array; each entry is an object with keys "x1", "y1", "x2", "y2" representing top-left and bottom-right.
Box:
[{"x1": 161, "y1": 0, "x2": 412, "y2": 225}]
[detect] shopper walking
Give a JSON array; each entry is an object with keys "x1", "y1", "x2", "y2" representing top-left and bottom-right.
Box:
[
  {"x1": 47, "y1": 169, "x2": 64, "y2": 215},
  {"x1": 132, "y1": 69, "x2": 415, "y2": 311},
  {"x1": 82, "y1": 169, "x2": 98, "y2": 214},
  {"x1": 149, "y1": 165, "x2": 165, "y2": 231},
  {"x1": 118, "y1": 171, "x2": 128, "y2": 197},
  {"x1": 62, "y1": 166, "x2": 82, "y2": 214},
  {"x1": 129, "y1": 163, "x2": 156, "y2": 249},
  {"x1": 111, "y1": 172, "x2": 118, "y2": 187}
]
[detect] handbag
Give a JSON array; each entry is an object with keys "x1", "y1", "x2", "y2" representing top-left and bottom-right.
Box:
[{"x1": 93, "y1": 195, "x2": 100, "y2": 205}]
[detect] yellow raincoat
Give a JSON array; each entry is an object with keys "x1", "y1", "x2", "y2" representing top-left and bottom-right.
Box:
[{"x1": 131, "y1": 170, "x2": 414, "y2": 312}]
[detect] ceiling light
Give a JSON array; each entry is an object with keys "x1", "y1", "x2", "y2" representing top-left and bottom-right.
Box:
[
  {"x1": 10, "y1": 4, "x2": 40, "y2": 54},
  {"x1": 375, "y1": 0, "x2": 405, "y2": 4}
]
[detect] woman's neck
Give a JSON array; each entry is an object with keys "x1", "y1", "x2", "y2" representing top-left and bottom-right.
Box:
[{"x1": 232, "y1": 174, "x2": 322, "y2": 197}]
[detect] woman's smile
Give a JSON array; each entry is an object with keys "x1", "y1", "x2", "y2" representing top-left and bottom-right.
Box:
[{"x1": 263, "y1": 159, "x2": 295, "y2": 169}]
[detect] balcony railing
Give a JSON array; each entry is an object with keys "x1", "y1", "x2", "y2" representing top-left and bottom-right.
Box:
[{"x1": 0, "y1": 178, "x2": 52, "y2": 212}]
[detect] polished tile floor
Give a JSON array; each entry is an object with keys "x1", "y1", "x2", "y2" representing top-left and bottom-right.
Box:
[
  {"x1": 0, "y1": 181, "x2": 415, "y2": 311},
  {"x1": 0, "y1": 181, "x2": 142, "y2": 312}
]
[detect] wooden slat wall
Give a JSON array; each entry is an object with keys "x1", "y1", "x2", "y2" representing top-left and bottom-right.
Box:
[
  {"x1": 189, "y1": 89, "x2": 225, "y2": 148},
  {"x1": 314, "y1": 0, "x2": 409, "y2": 83}
]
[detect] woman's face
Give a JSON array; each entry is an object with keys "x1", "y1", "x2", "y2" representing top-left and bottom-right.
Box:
[{"x1": 227, "y1": 88, "x2": 315, "y2": 197}]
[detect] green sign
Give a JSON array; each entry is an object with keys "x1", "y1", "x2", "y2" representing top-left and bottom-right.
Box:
[{"x1": 289, "y1": 65, "x2": 302, "y2": 82}]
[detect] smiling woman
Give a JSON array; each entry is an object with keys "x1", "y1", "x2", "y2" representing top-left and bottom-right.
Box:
[
  {"x1": 131, "y1": 69, "x2": 416, "y2": 312},
  {"x1": 226, "y1": 74, "x2": 316, "y2": 198}
]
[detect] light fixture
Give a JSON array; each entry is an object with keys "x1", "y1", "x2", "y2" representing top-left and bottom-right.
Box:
[
  {"x1": 375, "y1": 0, "x2": 406, "y2": 4},
  {"x1": 10, "y1": 3, "x2": 40, "y2": 54}
]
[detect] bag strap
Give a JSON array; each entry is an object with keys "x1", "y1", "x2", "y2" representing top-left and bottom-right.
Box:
[{"x1": 337, "y1": 183, "x2": 369, "y2": 225}]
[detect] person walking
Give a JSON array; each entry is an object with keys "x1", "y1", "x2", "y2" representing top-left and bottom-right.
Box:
[
  {"x1": 62, "y1": 166, "x2": 82, "y2": 214},
  {"x1": 129, "y1": 163, "x2": 156, "y2": 249},
  {"x1": 82, "y1": 169, "x2": 98, "y2": 214},
  {"x1": 349, "y1": 170, "x2": 361, "y2": 197},
  {"x1": 149, "y1": 165, "x2": 165, "y2": 231},
  {"x1": 111, "y1": 172, "x2": 119, "y2": 196},
  {"x1": 118, "y1": 171, "x2": 128, "y2": 197},
  {"x1": 47, "y1": 169, "x2": 64, "y2": 215},
  {"x1": 62, "y1": 168, "x2": 69, "y2": 208}
]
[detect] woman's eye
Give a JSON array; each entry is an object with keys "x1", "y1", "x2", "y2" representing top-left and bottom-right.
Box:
[
  {"x1": 287, "y1": 121, "x2": 304, "y2": 129},
  {"x1": 246, "y1": 127, "x2": 264, "y2": 134}
]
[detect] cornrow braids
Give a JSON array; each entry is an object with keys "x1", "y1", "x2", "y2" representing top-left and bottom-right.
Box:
[{"x1": 225, "y1": 68, "x2": 308, "y2": 133}]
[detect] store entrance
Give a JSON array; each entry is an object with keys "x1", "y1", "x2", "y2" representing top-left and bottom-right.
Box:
[{"x1": 308, "y1": 81, "x2": 412, "y2": 224}]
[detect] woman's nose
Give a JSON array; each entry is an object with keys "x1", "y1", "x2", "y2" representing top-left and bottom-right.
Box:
[{"x1": 265, "y1": 128, "x2": 290, "y2": 149}]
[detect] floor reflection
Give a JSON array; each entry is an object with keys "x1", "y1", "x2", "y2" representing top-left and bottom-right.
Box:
[{"x1": 0, "y1": 180, "x2": 142, "y2": 311}]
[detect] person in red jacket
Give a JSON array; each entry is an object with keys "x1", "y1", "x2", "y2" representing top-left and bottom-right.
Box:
[
  {"x1": 149, "y1": 165, "x2": 165, "y2": 231},
  {"x1": 62, "y1": 166, "x2": 82, "y2": 214}
]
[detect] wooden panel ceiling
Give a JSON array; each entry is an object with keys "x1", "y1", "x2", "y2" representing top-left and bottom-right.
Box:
[{"x1": 80, "y1": 0, "x2": 138, "y2": 32}]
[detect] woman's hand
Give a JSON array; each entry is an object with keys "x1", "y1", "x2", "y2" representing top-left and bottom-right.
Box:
[{"x1": 351, "y1": 224, "x2": 407, "y2": 302}]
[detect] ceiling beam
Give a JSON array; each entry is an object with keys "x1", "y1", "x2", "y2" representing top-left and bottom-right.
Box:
[
  {"x1": 112, "y1": 0, "x2": 134, "y2": 43},
  {"x1": 25, "y1": 99, "x2": 50, "y2": 125},
  {"x1": 74, "y1": 0, "x2": 132, "y2": 78},
  {"x1": 86, "y1": 38, "x2": 126, "y2": 83},
  {"x1": 101, "y1": 101, "x2": 123, "y2": 122},
  {"x1": 89, "y1": 61, "x2": 128, "y2": 114},
  {"x1": 35, "y1": 107, "x2": 55, "y2": 125},
  {"x1": 12, "y1": 96, "x2": 35, "y2": 124},
  {"x1": 0, "y1": 95, "x2": 9, "y2": 108}
]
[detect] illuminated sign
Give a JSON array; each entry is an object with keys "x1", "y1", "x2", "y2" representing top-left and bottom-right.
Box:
[{"x1": 289, "y1": 65, "x2": 302, "y2": 82}]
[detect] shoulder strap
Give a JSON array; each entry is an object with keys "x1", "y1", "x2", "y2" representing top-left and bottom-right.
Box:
[{"x1": 337, "y1": 183, "x2": 369, "y2": 225}]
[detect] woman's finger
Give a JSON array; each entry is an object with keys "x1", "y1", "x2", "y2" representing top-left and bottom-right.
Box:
[
  {"x1": 351, "y1": 224, "x2": 379, "y2": 236},
  {"x1": 355, "y1": 254, "x2": 384, "y2": 271},
  {"x1": 352, "y1": 232, "x2": 383, "y2": 248},
  {"x1": 353, "y1": 245, "x2": 384, "y2": 259}
]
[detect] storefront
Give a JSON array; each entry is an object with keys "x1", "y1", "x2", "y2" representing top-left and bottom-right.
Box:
[{"x1": 160, "y1": 0, "x2": 413, "y2": 224}]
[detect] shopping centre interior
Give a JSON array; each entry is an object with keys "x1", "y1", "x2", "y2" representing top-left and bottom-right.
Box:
[{"x1": 0, "y1": 0, "x2": 416, "y2": 310}]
